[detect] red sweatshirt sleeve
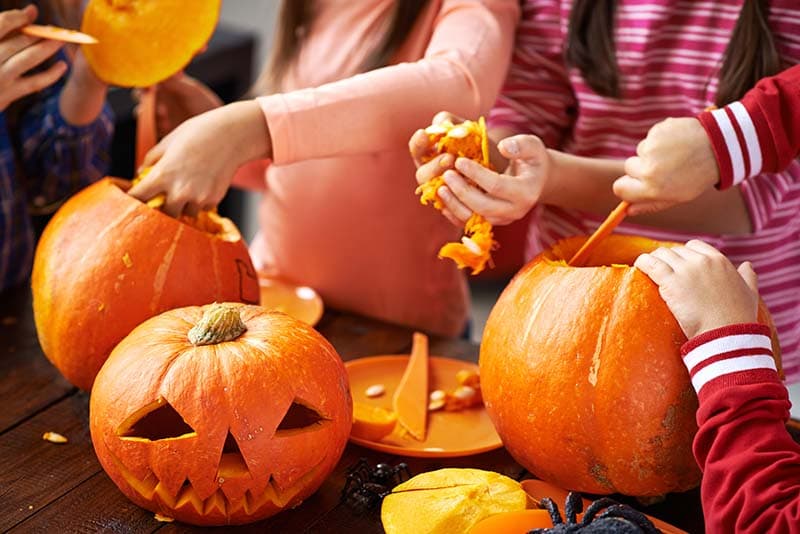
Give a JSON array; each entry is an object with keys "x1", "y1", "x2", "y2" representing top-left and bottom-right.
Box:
[
  {"x1": 681, "y1": 323, "x2": 800, "y2": 533},
  {"x1": 696, "y1": 64, "x2": 800, "y2": 190}
]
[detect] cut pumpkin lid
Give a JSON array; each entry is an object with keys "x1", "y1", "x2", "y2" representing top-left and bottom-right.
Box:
[{"x1": 81, "y1": 0, "x2": 221, "y2": 87}]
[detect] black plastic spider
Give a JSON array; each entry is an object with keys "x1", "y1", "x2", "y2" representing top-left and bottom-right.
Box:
[
  {"x1": 340, "y1": 458, "x2": 412, "y2": 513},
  {"x1": 528, "y1": 492, "x2": 662, "y2": 534}
]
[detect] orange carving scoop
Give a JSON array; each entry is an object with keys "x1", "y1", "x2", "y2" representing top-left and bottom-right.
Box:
[
  {"x1": 568, "y1": 201, "x2": 630, "y2": 267},
  {"x1": 392, "y1": 332, "x2": 429, "y2": 441},
  {"x1": 21, "y1": 24, "x2": 98, "y2": 44}
]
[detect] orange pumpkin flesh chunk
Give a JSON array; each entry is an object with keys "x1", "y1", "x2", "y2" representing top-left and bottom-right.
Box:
[
  {"x1": 415, "y1": 117, "x2": 497, "y2": 275},
  {"x1": 81, "y1": 0, "x2": 221, "y2": 87},
  {"x1": 351, "y1": 403, "x2": 397, "y2": 442},
  {"x1": 468, "y1": 509, "x2": 555, "y2": 534},
  {"x1": 381, "y1": 468, "x2": 527, "y2": 534},
  {"x1": 438, "y1": 213, "x2": 495, "y2": 275}
]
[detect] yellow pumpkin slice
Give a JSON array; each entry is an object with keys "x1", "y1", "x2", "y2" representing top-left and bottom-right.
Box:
[
  {"x1": 351, "y1": 402, "x2": 397, "y2": 442},
  {"x1": 391, "y1": 332, "x2": 429, "y2": 441},
  {"x1": 381, "y1": 468, "x2": 528, "y2": 534},
  {"x1": 81, "y1": 0, "x2": 221, "y2": 87}
]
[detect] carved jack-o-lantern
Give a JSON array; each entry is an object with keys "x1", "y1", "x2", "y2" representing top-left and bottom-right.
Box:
[{"x1": 89, "y1": 303, "x2": 353, "y2": 526}]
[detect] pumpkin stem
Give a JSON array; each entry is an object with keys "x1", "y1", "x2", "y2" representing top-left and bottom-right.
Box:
[{"x1": 188, "y1": 304, "x2": 247, "y2": 346}]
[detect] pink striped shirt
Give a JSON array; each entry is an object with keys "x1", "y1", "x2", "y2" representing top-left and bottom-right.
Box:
[{"x1": 490, "y1": 0, "x2": 800, "y2": 383}]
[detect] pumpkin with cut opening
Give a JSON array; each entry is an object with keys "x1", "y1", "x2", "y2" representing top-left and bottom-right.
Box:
[
  {"x1": 480, "y1": 234, "x2": 781, "y2": 497},
  {"x1": 32, "y1": 178, "x2": 260, "y2": 391},
  {"x1": 90, "y1": 303, "x2": 353, "y2": 526},
  {"x1": 81, "y1": 0, "x2": 221, "y2": 87}
]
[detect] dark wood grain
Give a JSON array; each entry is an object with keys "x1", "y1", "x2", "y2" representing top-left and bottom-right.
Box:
[
  {"x1": 0, "y1": 285, "x2": 76, "y2": 433},
  {"x1": 9, "y1": 471, "x2": 158, "y2": 534},
  {"x1": 0, "y1": 393, "x2": 98, "y2": 531}
]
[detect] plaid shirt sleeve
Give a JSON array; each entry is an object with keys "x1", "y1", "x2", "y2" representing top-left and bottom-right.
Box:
[
  {"x1": 18, "y1": 81, "x2": 114, "y2": 214},
  {"x1": 0, "y1": 70, "x2": 113, "y2": 292}
]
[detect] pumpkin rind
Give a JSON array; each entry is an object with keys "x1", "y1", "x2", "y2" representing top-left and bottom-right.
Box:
[
  {"x1": 89, "y1": 303, "x2": 353, "y2": 526},
  {"x1": 81, "y1": 0, "x2": 221, "y2": 87},
  {"x1": 32, "y1": 178, "x2": 259, "y2": 391},
  {"x1": 479, "y1": 234, "x2": 781, "y2": 497}
]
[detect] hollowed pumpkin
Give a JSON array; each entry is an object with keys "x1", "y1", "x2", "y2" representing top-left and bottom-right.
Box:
[
  {"x1": 81, "y1": 0, "x2": 221, "y2": 87},
  {"x1": 479, "y1": 234, "x2": 781, "y2": 497},
  {"x1": 90, "y1": 303, "x2": 353, "y2": 526},
  {"x1": 32, "y1": 178, "x2": 259, "y2": 391}
]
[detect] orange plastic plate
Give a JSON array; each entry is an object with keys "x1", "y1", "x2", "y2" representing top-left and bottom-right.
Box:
[
  {"x1": 345, "y1": 355, "x2": 502, "y2": 457},
  {"x1": 258, "y1": 276, "x2": 324, "y2": 327}
]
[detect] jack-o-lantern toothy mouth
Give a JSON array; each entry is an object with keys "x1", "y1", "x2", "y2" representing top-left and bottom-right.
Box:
[{"x1": 107, "y1": 451, "x2": 327, "y2": 518}]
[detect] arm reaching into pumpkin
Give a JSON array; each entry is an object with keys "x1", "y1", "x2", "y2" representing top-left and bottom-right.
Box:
[
  {"x1": 129, "y1": 100, "x2": 271, "y2": 218},
  {"x1": 129, "y1": 0, "x2": 519, "y2": 217},
  {"x1": 635, "y1": 241, "x2": 800, "y2": 532}
]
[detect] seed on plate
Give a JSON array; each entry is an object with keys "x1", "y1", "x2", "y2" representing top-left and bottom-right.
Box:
[
  {"x1": 429, "y1": 389, "x2": 446, "y2": 402},
  {"x1": 453, "y1": 386, "x2": 476, "y2": 400},
  {"x1": 428, "y1": 398, "x2": 445, "y2": 411},
  {"x1": 365, "y1": 384, "x2": 386, "y2": 398},
  {"x1": 42, "y1": 431, "x2": 68, "y2": 444}
]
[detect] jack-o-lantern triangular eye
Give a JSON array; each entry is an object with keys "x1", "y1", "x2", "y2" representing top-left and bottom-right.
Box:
[
  {"x1": 275, "y1": 399, "x2": 327, "y2": 434},
  {"x1": 118, "y1": 398, "x2": 197, "y2": 441}
]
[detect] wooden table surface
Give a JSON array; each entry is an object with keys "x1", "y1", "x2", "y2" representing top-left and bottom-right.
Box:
[{"x1": 2, "y1": 284, "x2": 799, "y2": 533}]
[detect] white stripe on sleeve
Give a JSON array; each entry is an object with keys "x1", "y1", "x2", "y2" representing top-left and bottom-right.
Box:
[
  {"x1": 711, "y1": 108, "x2": 746, "y2": 184},
  {"x1": 683, "y1": 333, "x2": 773, "y2": 372},
  {"x1": 691, "y1": 354, "x2": 777, "y2": 393},
  {"x1": 728, "y1": 101, "x2": 763, "y2": 180}
]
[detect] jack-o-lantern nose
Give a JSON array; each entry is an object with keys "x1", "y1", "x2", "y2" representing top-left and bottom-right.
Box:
[{"x1": 218, "y1": 431, "x2": 249, "y2": 479}]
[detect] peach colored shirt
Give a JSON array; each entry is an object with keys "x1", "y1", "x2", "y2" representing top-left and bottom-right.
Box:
[{"x1": 236, "y1": 0, "x2": 519, "y2": 337}]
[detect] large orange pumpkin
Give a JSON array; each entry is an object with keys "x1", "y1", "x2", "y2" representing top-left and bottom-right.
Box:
[
  {"x1": 32, "y1": 178, "x2": 259, "y2": 391},
  {"x1": 90, "y1": 303, "x2": 353, "y2": 526},
  {"x1": 81, "y1": 0, "x2": 221, "y2": 87},
  {"x1": 480, "y1": 234, "x2": 781, "y2": 497}
]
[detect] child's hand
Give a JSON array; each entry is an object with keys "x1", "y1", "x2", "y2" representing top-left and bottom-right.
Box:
[
  {"x1": 0, "y1": 5, "x2": 66, "y2": 111},
  {"x1": 410, "y1": 111, "x2": 507, "y2": 182},
  {"x1": 128, "y1": 100, "x2": 270, "y2": 218},
  {"x1": 634, "y1": 240, "x2": 759, "y2": 339},
  {"x1": 409, "y1": 111, "x2": 462, "y2": 168},
  {"x1": 614, "y1": 117, "x2": 720, "y2": 216},
  {"x1": 433, "y1": 134, "x2": 551, "y2": 227}
]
